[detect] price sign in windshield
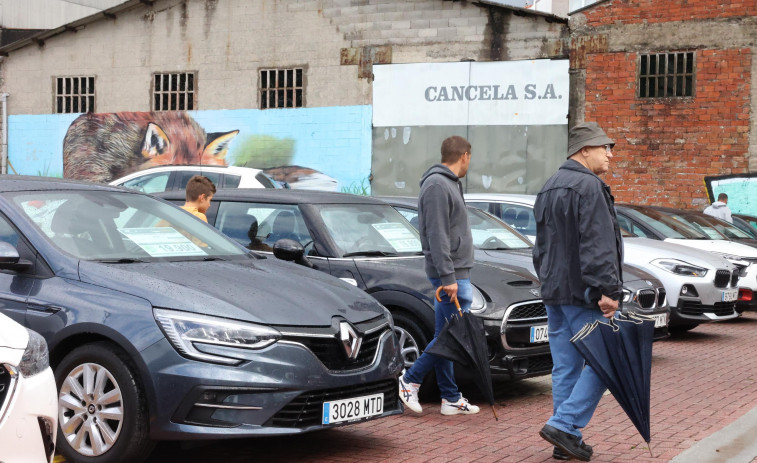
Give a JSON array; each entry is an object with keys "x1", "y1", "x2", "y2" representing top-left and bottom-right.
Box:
[
  {"x1": 372, "y1": 223, "x2": 421, "y2": 252},
  {"x1": 119, "y1": 227, "x2": 206, "y2": 257}
]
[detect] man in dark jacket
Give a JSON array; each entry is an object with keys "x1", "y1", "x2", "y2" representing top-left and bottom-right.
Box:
[
  {"x1": 533, "y1": 122, "x2": 623, "y2": 462},
  {"x1": 398, "y1": 135, "x2": 480, "y2": 416}
]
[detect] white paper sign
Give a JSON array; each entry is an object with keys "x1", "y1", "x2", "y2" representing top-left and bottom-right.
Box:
[
  {"x1": 472, "y1": 229, "x2": 527, "y2": 248},
  {"x1": 373, "y1": 60, "x2": 569, "y2": 127},
  {"x1": 371, "y1": 223, "x2": 421, "y2": 252},
  {"x1": 119, "y1": 227, "x2": 206, "y2": 257}
]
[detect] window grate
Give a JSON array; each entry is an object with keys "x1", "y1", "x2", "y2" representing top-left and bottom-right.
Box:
[
  {"x1": 638, "y1": 52, "x2": 694, "y2": 98},
  {"x1": 153, "y1": 72, "x2": 196, "y2": 111},
  {"x1": 259, "y1": 68, "x2": 303, "y2": 109},
  {"x1": 55, "y1": 76, "x2": 95, "y2": 113}
]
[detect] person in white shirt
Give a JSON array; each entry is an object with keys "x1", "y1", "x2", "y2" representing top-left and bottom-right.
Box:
[{"x1": 703, "y1": 193, "x2": 732, "y2": 223}]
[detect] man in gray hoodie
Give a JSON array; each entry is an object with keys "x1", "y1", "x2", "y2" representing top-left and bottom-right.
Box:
[
  {"x1": 704, "y1": 193, "x2": 732, "y2": 223},
  {"x1": 398, "y1": 135, "x2": 480, "y2": 416}
]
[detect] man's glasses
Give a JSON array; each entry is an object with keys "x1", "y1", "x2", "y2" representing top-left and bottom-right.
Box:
[{"x1": 603, "y1": 144, "x2": 613, "y2": 153}]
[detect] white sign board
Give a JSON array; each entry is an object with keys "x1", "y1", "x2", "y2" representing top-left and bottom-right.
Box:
[{"x1": 373, "y1": 60, "x2": 569, "y2": 127}]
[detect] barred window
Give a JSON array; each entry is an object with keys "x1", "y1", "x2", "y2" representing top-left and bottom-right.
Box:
[
  {"x1": 153, "y1": 72, "x2": 196, "y2": 111},
  {"x1": 638, "y1": 52, "x2": 694, "y2": 98},
  {"x1": 55, "y1": 76, "x2": 95, "y2": 113},
  {"x1": 259, "y1": 68, "x2": 303, "y2": 109}
]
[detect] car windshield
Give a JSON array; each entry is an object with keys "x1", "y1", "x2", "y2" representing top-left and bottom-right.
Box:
[
  {"x1": 663, "y1": 212, "x2": 730, "y2": 240},
  {"x1": 317, "y1": 204, "x2": 422, "y2": 257},
  {"x1": 468, "y1": 208, "x2": 531, "y2": 250},
  {"x1": 620, "y1": 207, "x2": 708, "y2": 239},
  {"x1": 699, "y1": 215, "x2": 753, "y2": 240},
  {"x1": 10, "y1": 191, "x2": 246, "y2": 261}
]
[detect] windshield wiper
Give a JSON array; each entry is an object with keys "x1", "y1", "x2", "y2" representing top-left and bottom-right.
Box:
[
  {"x1": 342, "y1": 250, "x2": 399, "y2": 257},
  {"x1": 481, "y1": 246, "x2": 512, "y2": 250},
  {"x1": 97, "y1": 258, "x2": 146, "y2": 263}
]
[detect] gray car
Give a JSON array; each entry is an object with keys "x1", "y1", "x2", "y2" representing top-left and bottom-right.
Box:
[{"x1": 0, "y1": 176, "x2": 402, "y2": 463}]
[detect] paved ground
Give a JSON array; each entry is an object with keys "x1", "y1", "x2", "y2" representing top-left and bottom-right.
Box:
[{"x1": 57, "y1": 312, "x2": 757, "y2": 463}]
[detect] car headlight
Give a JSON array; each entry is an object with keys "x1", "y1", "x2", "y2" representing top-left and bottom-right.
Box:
[
  {"x1": 651, "y1": 259, "x2": 708, "y2": 277},
  {"x1": 469, "y1": 286, "x2": 487, "y2": 314},
  {"x1": 622, "y1": 289, "x2": 633, "y2": 303},
  {"x1": 154, "y1": 308, "x2": 281, "y2": 365},
  {"x1": 19, "y1": 329, "x2": 50, "y2": 377}
]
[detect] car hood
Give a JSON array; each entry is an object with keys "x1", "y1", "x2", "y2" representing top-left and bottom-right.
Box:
[
  {"x1": 624, "y1": 237, "x2": 732, "y2": 269},
  {"x1": 479, "y1": 248, "x2": 537, "y2": 278},
  {"x1": 77, "y1": 258, "x2": 384, "y2": 326},
  {"x1": 665, "y1": 238, "x2": 757, "y2": 258},
  {"x1": 0, "y1": 312, "x2": 28, "y2": 352},
  {"x1": 622, "y1": 263, "x2": 660, "y2": 286}
]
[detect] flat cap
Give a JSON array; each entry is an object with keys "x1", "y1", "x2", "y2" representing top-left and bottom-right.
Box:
[{"x1": 567, "y1": 122, "x2": 615, "y2": 158}]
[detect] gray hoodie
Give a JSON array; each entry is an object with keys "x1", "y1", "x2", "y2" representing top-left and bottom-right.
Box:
[
  {"x1": 703, "y1": 201, "x2": 732, "y2": 223},
  {"x1": 418, "y1": 164, "x2": 474, "y2": 285}
]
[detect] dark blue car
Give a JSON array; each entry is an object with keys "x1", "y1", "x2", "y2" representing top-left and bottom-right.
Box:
[{"x1": 0, "y1": 176, "x2": 402, "y2": 463}]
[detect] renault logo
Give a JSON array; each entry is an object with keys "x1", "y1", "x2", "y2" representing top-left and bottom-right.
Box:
[{"x1": 339, "y1": 322, "x2": 362, "y2": 360}]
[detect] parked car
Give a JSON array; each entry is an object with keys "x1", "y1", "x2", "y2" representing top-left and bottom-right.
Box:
[
  {"x1": 0, "y1": 176, "x2": 402, "y2": 463},
  {"x1": 109, "y1": 165, "x2": 279, "y2": 193},
  {"x1": 462, "y1": 194, "x2": 740, "y2": 330},
  {"x1": 0, "y1": 312, "x2": 57, "y2": 463},
  {"x1": 157, "y1": 189, "x2": 556, "y2": 382},
  {"x1": 731, "y1": 214, "x2": 757, "y2": 239},
  {"x1": 465, "y1": 193, "x2": 537, "y2": 242},
  {"x1": 379, "y1": 196, "x2": 670, "y2": 339}
]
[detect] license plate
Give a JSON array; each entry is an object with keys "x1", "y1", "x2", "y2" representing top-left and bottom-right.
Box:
[
  {"x1": 322, "y1": 393, "x2": 383, "y2": 425},
  {"x1": 530, "y1": 325, "x2": 549, "y2": 343},
  {"x1": 652, "y1": 313, "x2": 667, "y2": 328},
  {"x1": 722, "y1": 288, "x2": 738, "y2": 302}
]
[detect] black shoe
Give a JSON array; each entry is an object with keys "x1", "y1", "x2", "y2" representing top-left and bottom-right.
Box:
[
  {"x1": 539, "y1": 424, "x2": 592, "y2": 462},
  {"x1": 553, "y1": 443, "x2": 593, "y2": 461}
]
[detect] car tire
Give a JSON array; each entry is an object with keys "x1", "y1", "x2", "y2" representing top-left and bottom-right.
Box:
[
  {"x1": 390, "y1": 310, "x2": 440, "y2": 400},
  {"x1": 55, "y1": 342, "x2": 154, "y2": 463},
  {"x1": 669, "y1": 323, "x2": 699, "y2": 335}
]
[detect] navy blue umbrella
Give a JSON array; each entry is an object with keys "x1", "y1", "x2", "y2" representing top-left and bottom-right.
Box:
[{"x1": 571, "y1": 313, "x2": 655, "y2": 455}]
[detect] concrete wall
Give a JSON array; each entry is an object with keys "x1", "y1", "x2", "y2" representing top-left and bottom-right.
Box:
[{"x1": 568, "y1": 0, "x2": 757, "y2": 209}]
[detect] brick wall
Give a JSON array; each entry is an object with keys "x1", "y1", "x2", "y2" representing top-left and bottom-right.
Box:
[{"x1": 582, "y1": 0, "x2": 757, "y2": 26}]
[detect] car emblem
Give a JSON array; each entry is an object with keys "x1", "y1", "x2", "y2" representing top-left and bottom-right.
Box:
[
  {"x1": 339, "y1": 322, "x2": 362, "y2": 360},
  {"x1": 530, "y1": 289, "x2": 540, "y2": 297}
]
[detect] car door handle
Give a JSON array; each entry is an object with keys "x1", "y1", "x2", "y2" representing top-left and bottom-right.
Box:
[{"x1": 27, "y1": 302, "x2": 62, "y2": 314}]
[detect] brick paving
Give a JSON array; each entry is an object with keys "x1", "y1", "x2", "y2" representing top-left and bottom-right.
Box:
[{"x1": 58, "y1": 313, "x2": 757, "y2": 462}]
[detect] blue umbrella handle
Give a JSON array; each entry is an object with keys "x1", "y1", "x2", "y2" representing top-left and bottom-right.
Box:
[{"x1": 435, "y1": 287, "x2": 463, "y2": 317}]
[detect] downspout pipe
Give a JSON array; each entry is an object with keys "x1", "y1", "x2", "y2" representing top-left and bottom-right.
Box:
[{"x1": 1, "y1": 92, "x2": 8, "y2": 175}]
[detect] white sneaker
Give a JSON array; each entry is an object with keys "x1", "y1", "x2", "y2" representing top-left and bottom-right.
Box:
[
  {"x1": 440, "y1": 395, "x2": 480, "y2": 415},
  {"x1": 398, "y1": 373, "x2": 422, "y2": 413}
]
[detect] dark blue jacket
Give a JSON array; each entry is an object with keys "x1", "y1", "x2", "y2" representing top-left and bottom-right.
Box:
[{"x1": 532, "y1": 160, "x2": 623, "y2": 307}]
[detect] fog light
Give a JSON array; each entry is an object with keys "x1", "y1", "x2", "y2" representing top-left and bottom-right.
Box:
[{"x1": 680, "y1": 285, "x2": 698, "y2": 297}]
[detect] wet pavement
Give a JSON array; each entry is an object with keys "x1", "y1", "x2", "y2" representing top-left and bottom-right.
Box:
[{"x1": 57, "y1": 312, "x2": 757, "y2": 463}]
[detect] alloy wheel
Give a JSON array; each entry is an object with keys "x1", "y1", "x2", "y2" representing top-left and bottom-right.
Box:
[{"x1": 393, "y1": 326, "x2": 421, "y2": 369}]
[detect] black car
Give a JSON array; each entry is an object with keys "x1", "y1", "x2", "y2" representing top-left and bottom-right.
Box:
[
  {"x1": 0, "y1": 176, "x2": 402, "y2": 463},
  {"x1": 379, "y1": 196, "x2": 670, "y2": 340},
  {"x1": 158, "y1": 189, "x2": 555, "y2": 382}
]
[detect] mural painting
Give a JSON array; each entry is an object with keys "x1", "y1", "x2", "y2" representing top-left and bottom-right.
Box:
[
  {"x1": 704, "y1": 173, "x2": 757, "y2": 216},
  {"x1": 8, "y1": 106, "x2": 372, "y2": 193}
]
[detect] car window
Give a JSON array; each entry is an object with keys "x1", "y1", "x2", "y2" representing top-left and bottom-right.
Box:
[
  {"x1": 732, "y1": 217, "x2": 757, "y2": 238},
  {"x1": 666, "y1": 213, "x2": 727, "y2": 240},
  {"x1": 254, "y1": 172, "x2": 278, "y2": 189},
  {"x1": 620, "y1": 208, "x2": 706, "y2": 239},
  {"x1": 120, "y1": 172, "x2": 171, "y2": 194},
  {"x1": 466, "y1": 202, "x2": 491, "y2": 212},
  {"x1": 175, "y1": 171, "x2": 222, "y2": 190},
  {"x1": 0, "y1": 215, "x2": 20, "y2": 248},
  {"x1": 11, "y1": 191, "x2": 245, "y2": 260},
  {"x1": 224, "y1": 175, "x2": 242, "y2": 188},
  {"x1": 616, "y1": 214, "x2": 650, "y2": 238},
  {"x1": 215, "y1": 201, "x2": 313, "y2": 253},
  {"x1": 467, "y1": 208, "x2": 531, "y2": 250},
  {"x1": 317, "y1": 204, "x2": 421, "y2": 256},
  {"x1": 496, "y1": 203, "x2": 536, "y2": 238},
  {"x1": 394, "y1": 207, "x2": 420, "y2": 230}
]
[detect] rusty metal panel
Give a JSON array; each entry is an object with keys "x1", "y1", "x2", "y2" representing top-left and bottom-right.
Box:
[
  {"x1": 340, "y1": 48, "x2": 360, "y2": 65},
  {"x1": 569, "y1": 34, "x2": 608, "y2": 69},
  {"x1": 359, "y1": 46, "x2": 392, "y2": 79}
]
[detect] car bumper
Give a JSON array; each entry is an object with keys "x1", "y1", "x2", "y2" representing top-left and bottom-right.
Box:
[
  {"x1": 483, "y1": 311, "x2": 552, "y2": 380},
  {"x1": 141, "y1": 329, "x2": 404, "y2": 440},
  {"x1": 0, "y1": 367, "x2": 57, "y2": 463},
  {"x1": 665, "y1": 280, "x2": 739, "y2": 326}
]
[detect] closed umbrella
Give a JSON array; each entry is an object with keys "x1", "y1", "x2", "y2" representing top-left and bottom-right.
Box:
[
  {"x1": 570, "y1": 313, "x2": 655, "y2": 455},
  {"x1": 425, "y1": 287, "x2": 499, "y2": 420}
]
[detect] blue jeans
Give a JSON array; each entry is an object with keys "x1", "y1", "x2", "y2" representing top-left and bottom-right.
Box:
[
  {"x1": 546, "y1": 304, "x2": 608, "y2": 440},
  {"x1": 403, "y1": 278, "x2": 472, "y2": 402}
]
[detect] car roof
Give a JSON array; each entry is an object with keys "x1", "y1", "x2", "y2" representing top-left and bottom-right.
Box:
[
  {"x1": 734, "y1": 213, "x2": 757, "y2": 220},
  {"x1": 464, "y1": 193, "x2": 536, "y2": 205},
  {"x1": 157, "y1": 188, "x2": 388, "y2": 205},
  {"x1": 121, "y1": 164, "x2": 262, "y2": 174},
  {"x1": 0, "y1": 175, "x2": 127, "y2": 193},
  {"x1": 373, "y1": 196, "x2": 418, "y2": 207}
]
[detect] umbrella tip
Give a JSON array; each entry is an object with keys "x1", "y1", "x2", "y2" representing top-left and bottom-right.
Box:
[
  {"x1": 491, "y1": 405, "x2": 499, "y2": 421},
  {"x1": 647, "y1": 441, "x2": 653, "y2": 458}
]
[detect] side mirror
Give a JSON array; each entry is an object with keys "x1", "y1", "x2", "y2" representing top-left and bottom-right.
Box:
[
  {"x1": 0, "y1": 242, "x2": 33, "y2": 272},
  {"x1": 272, "y1": 239, "x2": 315, "y2": 268}
]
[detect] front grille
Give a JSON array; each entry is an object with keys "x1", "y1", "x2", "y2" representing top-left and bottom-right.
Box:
[
  {"x1": 266, "y1": 379, "x2": 398, "y2": 428},
  {"x1": 637, "y1": 289, "x2": 656, "y2": 309},
  {"x1": 679, "y1": 301, "x2": 736, "y2": 317},
  {"x1": 290, "y1": 329, "x2": 387, "y2": 371},
  {"x1": 731, "y1": 270, "x2": 740, "y2": 288},
  {"x1": 714, "y1": 270, "x2": 731, "y2": 288},
  {"x1": 657, "y1": 288, "x2": 667, "y2": 307},
  {"x1": 508, "y1": 302, "x2": 547, "y2": 321}
]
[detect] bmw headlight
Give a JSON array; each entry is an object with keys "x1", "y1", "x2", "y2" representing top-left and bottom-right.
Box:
[
  {"x1": 469, "y1": 286, "x2": 487, "y2": 314},
  {"x1": 651, "y1": 259, "x2": 708, "y2": 277},
  {"x1": 622, "y1": 289, "x2": 633, "y2": 303},
  {"x1": 19, "y1": 329, "x2": 50, "y2": 377},
  {"x1": 154, "y1": 308, "x2": 281, "y2": 365}
]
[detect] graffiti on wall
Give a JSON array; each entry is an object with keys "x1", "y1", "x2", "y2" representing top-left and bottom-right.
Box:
[
  {"x1": 704, "y1": 173, "x2": 757, "y2": 216},
  {"x1": 9, "y1": 106, "x2": 373, "y2": 193}
]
